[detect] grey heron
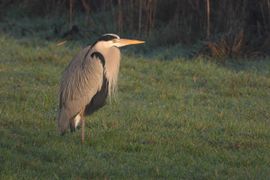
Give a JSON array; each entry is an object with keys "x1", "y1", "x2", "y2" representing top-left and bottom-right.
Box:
[{"x1": 57, "y1": 33, "x2": 144, "y2": 143}]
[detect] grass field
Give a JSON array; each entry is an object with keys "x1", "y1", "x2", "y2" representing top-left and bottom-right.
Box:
[{"x1": 0, "y1": 32, "x2": 270, "y2": 179}]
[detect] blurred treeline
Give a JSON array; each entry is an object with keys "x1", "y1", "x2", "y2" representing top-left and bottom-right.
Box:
[{"x1": 0, "y1": 0, "x2": 270, "y2": 57}]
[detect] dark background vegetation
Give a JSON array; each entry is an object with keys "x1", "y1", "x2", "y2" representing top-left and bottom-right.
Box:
[{"x1": 0, "y1": 0, "x2": 270, "y2": 58}]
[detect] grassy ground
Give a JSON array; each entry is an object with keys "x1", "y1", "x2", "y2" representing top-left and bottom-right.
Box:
[{"x1": 1, "y1": 31, "x2": 270, "y2": 179}]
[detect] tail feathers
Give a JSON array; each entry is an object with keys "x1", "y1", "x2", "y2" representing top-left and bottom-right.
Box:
[{"x1": 57, "y1": 109, "x2": 70, "y2": 135}]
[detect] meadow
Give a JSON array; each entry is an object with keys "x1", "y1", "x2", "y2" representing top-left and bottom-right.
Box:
[{"x1": 1, "y1": 18, "x2": 270, "y2": 179}]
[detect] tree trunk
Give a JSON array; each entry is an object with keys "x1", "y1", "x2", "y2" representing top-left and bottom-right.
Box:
[
  {"x1": 138, "y1": 0, "x2": 142, "y2": 35},
  {"x1": 117, "y1": 0, "x2": 123, "y2": 33},
  {"x1": 145, "y1": 0, "x2": 157, "y2": 35},
  {"x1": 206, "y1": 0, "x2": 211, "y2": 38},
  {"x1": 69, "y1": 0, "x2": 74, "y2": 28},
  {"x1": 81, "y1": 0, "x2": 90, "y2": 25}
]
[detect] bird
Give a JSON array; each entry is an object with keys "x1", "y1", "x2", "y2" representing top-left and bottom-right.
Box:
[{"x1": 57, "y1": 33, "x2": 144, "y2": 143}]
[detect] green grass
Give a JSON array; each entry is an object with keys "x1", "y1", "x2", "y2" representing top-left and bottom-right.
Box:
[{"x1": 0, "y1": 33, "x2": 270, "y2": 179}]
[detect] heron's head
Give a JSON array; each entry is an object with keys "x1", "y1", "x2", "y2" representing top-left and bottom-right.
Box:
[{"x1": 92, "y1": 33, "x2": 145, "y2": 50}]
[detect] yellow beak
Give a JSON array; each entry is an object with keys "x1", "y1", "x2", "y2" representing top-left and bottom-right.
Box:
[{"x1": 113, "y1": 39, "x2": 145, "y2": 47}]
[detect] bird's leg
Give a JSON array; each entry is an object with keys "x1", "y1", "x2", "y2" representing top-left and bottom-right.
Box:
[
  {"x1": 81, "y1": 117, "x2": 85, "y2": 144},
  {"x1": 80, "y1": 111, "x2": 86, "y2": 144}
]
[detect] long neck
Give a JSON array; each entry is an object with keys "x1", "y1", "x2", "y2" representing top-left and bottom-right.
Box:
[
  {"x1": 104, "y1": 47, "x2": 121, "y2": 99},
  {"x1": 92, "y1": 43, "x2": 121, "y2": 99}
]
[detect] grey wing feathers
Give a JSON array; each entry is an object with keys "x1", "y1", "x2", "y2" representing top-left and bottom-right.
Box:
[{"x1": 57, "y1": 46, "x2": 104, "y2": 132}]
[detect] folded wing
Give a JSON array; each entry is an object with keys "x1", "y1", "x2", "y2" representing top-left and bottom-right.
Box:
[{"x1": 57, "y1": 46, "x2": 104, "y2": 133}]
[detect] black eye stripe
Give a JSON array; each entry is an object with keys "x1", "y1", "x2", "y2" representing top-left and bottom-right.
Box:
[
  {"x1": 98, "y1": 34, "x2": 119, "y2": 41},
  {"x1": 90, "y1": 34, "x2": 120, "y2": 48}
]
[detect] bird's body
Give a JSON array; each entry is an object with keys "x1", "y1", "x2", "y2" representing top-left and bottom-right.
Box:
[{"x1": 57, "y1": 34, "x2": 144, "y2": 142}]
